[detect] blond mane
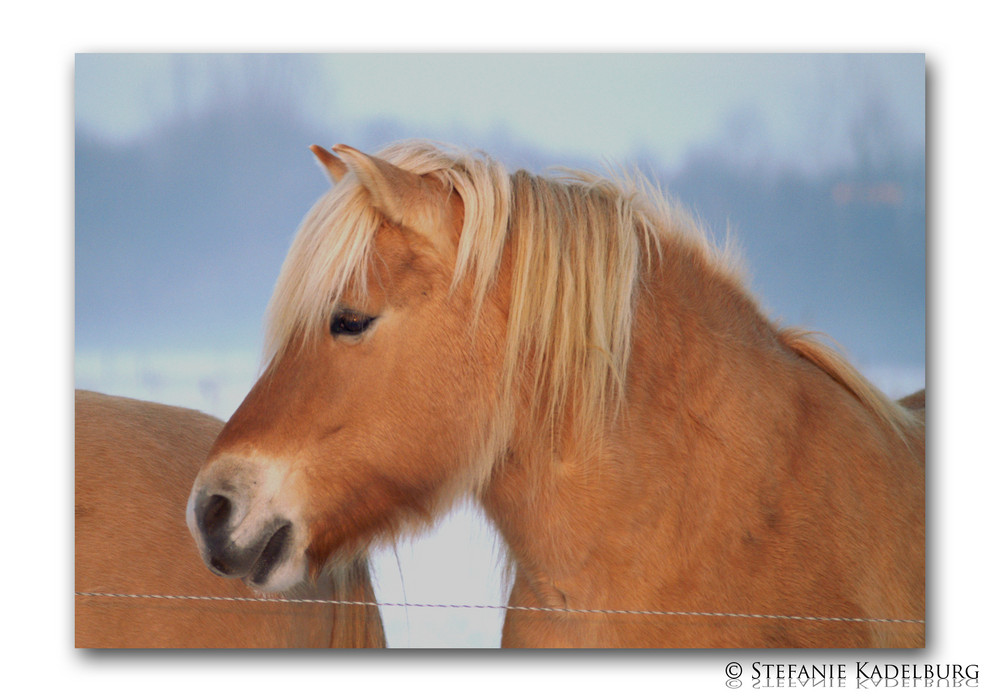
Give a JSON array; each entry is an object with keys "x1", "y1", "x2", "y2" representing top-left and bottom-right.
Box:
[
  {"x1": 776, "y1": 328, "x2": 922, "y2": 441},
  {"x1": 264, "y1": 139, "x2": 915, "y2": 450},
  {"x1": 264, "y1": 141, "x2": 509, "y2": 364}
]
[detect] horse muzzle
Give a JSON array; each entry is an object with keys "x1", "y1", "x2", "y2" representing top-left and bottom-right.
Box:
[{"x1": 187, "y1": 457, "x2": 308, "y2": 592}]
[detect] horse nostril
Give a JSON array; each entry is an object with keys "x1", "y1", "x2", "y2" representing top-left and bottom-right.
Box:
[
  {"x1": 199, "y1": 493, "x2": 232, "y2": 538},
  {"x1": 209, "y1": 555, "x2": 234, "y2": 576}
]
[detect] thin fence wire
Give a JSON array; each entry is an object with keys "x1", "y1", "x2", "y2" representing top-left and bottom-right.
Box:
[{"x1": 75, "y1": 591, "x2": 925, "y2": 626}]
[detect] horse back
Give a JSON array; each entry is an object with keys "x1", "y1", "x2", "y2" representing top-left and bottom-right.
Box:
[
  {"x1": 898, "y1": 388, "x2": 926, "y2": 413},
  {"x1": 75, "y1": 390, "x2": 385, "y2": 648}
]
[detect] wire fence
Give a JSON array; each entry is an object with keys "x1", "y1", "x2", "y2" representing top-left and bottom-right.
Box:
[{"x1": 75, "y1": 591, "x2": 925, "y2": 625}]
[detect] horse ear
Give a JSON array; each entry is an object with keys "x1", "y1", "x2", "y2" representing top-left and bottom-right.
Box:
[
  {"x1": 309, "y1": 145, "x2": 348, "y2": 183},
  {"x1": 332, "y1": 144, "x2": 457, "y2": 258}
]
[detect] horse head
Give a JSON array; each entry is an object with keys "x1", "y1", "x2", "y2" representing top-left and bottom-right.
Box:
[{"x1": 187, "y1": 144, "x2": 510, "y2": 591}]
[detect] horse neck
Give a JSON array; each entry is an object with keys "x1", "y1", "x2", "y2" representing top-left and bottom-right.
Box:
[{"x1": 478, "y1": 234, "x2": 811, "y2": 606}]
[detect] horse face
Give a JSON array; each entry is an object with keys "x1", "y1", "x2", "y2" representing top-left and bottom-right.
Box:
[{"x1": 187, "y1": 147, "x2": 506, "y2": 592}]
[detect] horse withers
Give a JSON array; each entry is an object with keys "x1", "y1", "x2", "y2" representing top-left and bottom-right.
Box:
[
  {"x1": 188, "y1": 141, "x2": 924, "y2": 648},
  {"x1": 76, "y1": 390, "x2": 384, "y2": 648}
]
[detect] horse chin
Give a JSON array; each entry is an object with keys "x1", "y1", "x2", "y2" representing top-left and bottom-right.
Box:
[
  {"x1": 243, "y1": 522, "x2": 293, "y2": 589},
  {"x1": 243, "y1": 553, "x2": 309, "y2": 594},
  {"x1": 227, "y1": 521, "x2": 311, "y2": 593}
]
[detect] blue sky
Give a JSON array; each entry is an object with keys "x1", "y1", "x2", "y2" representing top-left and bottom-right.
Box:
[
  {"x1": 77, "y1": 53, "x2": 924, "y2": 173},
  {"x1": 74, "y1": 52, "x2": 927, "y2": 371}
]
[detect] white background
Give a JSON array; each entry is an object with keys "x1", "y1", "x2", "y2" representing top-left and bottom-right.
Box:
[{"x1": 3, "y1": 2, "x2": 994, "y2": 697}]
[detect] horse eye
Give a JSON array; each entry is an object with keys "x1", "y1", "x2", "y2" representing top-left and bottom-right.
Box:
[{"x1": 330, "y1": 309, "x2": 376, "y2": 337}]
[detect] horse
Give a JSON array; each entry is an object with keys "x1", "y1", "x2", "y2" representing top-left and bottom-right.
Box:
[
  {"x1": 187, "y1": 140, "x2": 925, "y2": 648},
  {"x1": 76, "y1": 390, "x2": 385, "y2": 648}
]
